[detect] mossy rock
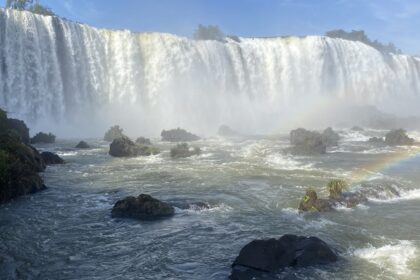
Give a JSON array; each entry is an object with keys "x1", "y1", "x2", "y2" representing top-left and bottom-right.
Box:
[
  {"x1": 327, "y1": 179, "x2": 348, "y2": 199},
  {"x1": 298, "y1": 188, "x2": 332, "y2": 212},
  {"x1": 31, "y1": 132, "x2": 56, "y2": 144}
]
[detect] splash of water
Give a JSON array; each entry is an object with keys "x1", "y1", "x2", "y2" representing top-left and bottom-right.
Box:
[{"x1": 1, "y1": 9, "x2": 420, "y2": 136}]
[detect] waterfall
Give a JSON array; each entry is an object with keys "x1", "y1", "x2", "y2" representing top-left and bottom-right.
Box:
[{"x1": 1, "y1": 9, "x2": 420, "y2": 136}]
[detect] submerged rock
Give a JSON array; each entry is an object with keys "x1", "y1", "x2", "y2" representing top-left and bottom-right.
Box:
[
  {"x1": 290, "y1": 128, "x2": 326, "y2": 155},
  {"x1": 109, "y1": 137, "x2": 159, "y2": 157},
  {"x1": 321, "y1": 127, "x2": 340, "y2": 147},
  {"x1": 41, "y1": 152, "x2": 65, "y2": 165},
  {"x1": 111, "y1": 194, "x2": 175, "y2": 220},
  {"x1": 170, "y1": 143, "x2": 201, "y2": 158},
  {"x1": 104, "y1": 125, "x2": 125, "y2": 142},
  {"x1": 161, "y1": 128, "x2": 200, "y2": 142},
  {"x1": 75, "y1": 141, "x2": 90, "y2": 149},
  {"x1": 218, "y1": 125, "x2": 240, "y2": 137},
  {"x1": 31, "y1": 132, "x2": 56, "y2": 144},
  {"x1": 384, "y1": 129, "x2": 414, "y2": 146},
  {"x1": 230, "y1": 234, "x2": 337, "y2": 279},
  {"x1": 135, "y1": 137, "x2": 152, "y2": 145}
]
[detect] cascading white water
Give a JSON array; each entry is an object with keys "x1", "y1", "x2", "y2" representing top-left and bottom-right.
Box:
[{"x1": 1, "y1": 9, "x2": 420, "y2": 136}]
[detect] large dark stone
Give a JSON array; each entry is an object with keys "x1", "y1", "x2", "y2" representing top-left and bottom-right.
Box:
[
  {"x1": 41, "y1": 152, "x2": 65, "y2": 165},
  {"x1": 230, "y1": 235, "x2": 338, "y2": 279},
  {"x1": 75, "y1": 141, "x2": 90, "y2": 149},
  {"x1": 104, "y1": 125, "x2": 125, "y2": 142},
  {"x1": 384, "y1": 129, "x2": 414, "y2": 146},
  {"x1": 0, "y1": 131, "x2": 46, "y2": 203},
  {"x1": 6, "y1": 118, "x2": 30, "y2": 144},
  {"x1": 290, "y1": 128, "x2": 326, "y2": 155},
  {"x1": 31, "y1": 132, "x2": 56, "y2": 144},
  {"x1": 111, "y1": 194, "x2": 175, "y2": 220},
  {"x1": 161, "y1": 128, "x2": 200, "y2": 142},
  {"x1": 170, "y1": 143, "x2": 201, "y2": 158},
  {"x1": 109, "y1": 137, "x2": 159, "y2": 157}
]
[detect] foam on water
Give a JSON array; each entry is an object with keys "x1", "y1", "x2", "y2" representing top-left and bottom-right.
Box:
[
  {"x1": 354, "y1": 241, "x2": 417, "y2": 276},
  {"x1": 266, "y1": 154, "x2": 315, "y2": 171}
]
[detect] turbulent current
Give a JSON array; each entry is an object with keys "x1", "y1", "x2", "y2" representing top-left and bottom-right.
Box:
[
  {"x1": 1, "y1": 9, "x2": 420, "y2": 136},
  {"x1": 1, "y1": 129, "x2": 420, "y2": 279}
]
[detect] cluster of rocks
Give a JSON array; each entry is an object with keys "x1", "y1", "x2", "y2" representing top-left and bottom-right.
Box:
[
  {"x1": 298, "y1": 179, "x2": 367, "y2": 212},
  {"x1": 31, "y1": 132, "x2": 56, "y2": 144},
  {"x1": 368, "y1": 129, "x2": 415, "y2": 146},
  {"x1": 289, "y1": 127, "x2": 340, "y2": 155},
  {"x1": 161, "y1": 128, "x2": 200, "y2": 142},
  {"x1": 0, "y1": 109, "x2": 64, "y2": 203},
  {"x1": 170, "y1": 143, "x2": 201, "y2": 158}
]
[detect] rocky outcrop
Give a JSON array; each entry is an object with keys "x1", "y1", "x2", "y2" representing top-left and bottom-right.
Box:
[
  {"x1": 41, "y1": 152, "x2": 65, "y2": 165},
  {"x1": 321, "y1": 127, "x2": 340, "y2": 146},
  {"x1": 104, "y1": 125, "x2": 125, "y2": 142},
  {"x1": 384, "y1": 129, "x2": 414, "y2": 146},
  {"x1": 298, "y1": 179, "x2": 367, "y2": 212},
  {"x1": 75, "y1": 141, "x2": 90, "y2": 149},
  {"x1": 170, "y1": 143, "x2": 201, "y2": 158},
  {"x1": 161, "y1": 128, "x2": 200, "y2": 142},
  {"x1": 31, "y1": 132, "x2": 56, "y2": 144},
  {"x1": 109, "y1": 137, "x2": 159, "y2": 157},
  {"x1": 111, "y1": 194, "x2": 175, "y2": 220},
  {"x1": 218, "y1": 125, "x2": 240, "y2": 137},
  {"x1": 5, "y1": 118, "x2": 30, "y2": 144},
  {"x1": 135, "y1": 137, "x2": 152, "y2": 145},
  {"x1": 290, "y1": 128, "x2": 326, "y2": 155},
  {"x1": 230, "y1": 234, "x2": 338, "y2": 279}
]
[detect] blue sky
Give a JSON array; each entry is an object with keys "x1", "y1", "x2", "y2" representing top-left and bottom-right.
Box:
[{"x1": 1, "y1": 0, "x2": 420, "y2": 55}]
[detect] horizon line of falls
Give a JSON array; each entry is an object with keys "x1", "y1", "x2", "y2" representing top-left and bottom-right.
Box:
[{"x1": 1, "y1": 9, "x2": 420, "y2": 137}]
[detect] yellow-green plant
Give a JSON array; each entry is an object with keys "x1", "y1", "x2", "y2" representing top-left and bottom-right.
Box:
[{"x1": 327, "y1": 179, "x2": 348, "y2": 199}]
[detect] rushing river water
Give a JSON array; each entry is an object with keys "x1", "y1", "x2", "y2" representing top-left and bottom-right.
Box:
[{"x1": 1, "y1": 129, "x2": 420, "y2": 280}]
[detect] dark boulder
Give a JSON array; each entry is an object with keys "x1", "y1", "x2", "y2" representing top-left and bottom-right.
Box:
[
  {"x1": 161, "y1": 128, "x2": 200, "y2": 142},
  {"x1": 109, "y1": 137, "x2": 159, "y2": 157},
  {"x1": 170, "y1": 143, "x2": 201, "y2": 158},
  {"x1": 104, "y1": 125, "x2": 125, "y2": 142},
  {"x1": 6, "y1": 118, "x2": 30, "y2": 144},
  {"x1": 41, "y1": 152, "x2": 64, "y2": 165},
  {"x1": 0, "y1": 131, "x2": 46, "y2": 203},
  {"x1": 31, "y1": 132, "x2": 56, "y2": 144},
  {"x1": 321, "y1": 127, "x2": 340, "y2": 147},
  {"x1": 230, "y1": 234, "x2": 338, "y2": 279},
  {"x1": 111, "y1": 194, "x2": 175, "y2": 220},
  {"x1": 75, "y1": 141, "x2": 90, "y2": 149},
  {"x1": 218, "y1": 125, "x2": 240, "y2": 137},
  {"x1": 135, "y1": 137, "x2": 152, "y2": 145},
  {"x1": 290, "y1": 128, "x2": 326, "y2": 155},
  {"x1": 384, "y1": 129, "x2": 414, "y2": 146}
]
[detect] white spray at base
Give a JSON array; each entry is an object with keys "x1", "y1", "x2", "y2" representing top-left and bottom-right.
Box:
[{"x1": 1, "y1": 9, "x2": 420, "y2": 137}]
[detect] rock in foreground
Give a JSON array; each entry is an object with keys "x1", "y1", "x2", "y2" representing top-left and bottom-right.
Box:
[
  {"x1": 170, "y1": 143, "x2": 201, "y2": 158},
  {"x1": 230, "y1": 234, "x2": 338, "y2": 279},
  {"x1": 31, "y1": 132, "x2": 56, "y2": 144},
  {"x1": 111, "y1": 194, "x2": 175, "y2": 220},
  {"x1": 161, "y1": 128, "x2": 200, "y2": 142},
  {"x1": 109, "y1": 137, "x2": 159, "y2": 157},
  {"x1": 75, "y1": 141, "x2": 90, "y2": 149},
  {"x1": 41, "y1": 152, "x2": 65, "y2": 165},
  {"x1": 384, "y1": 129, "x2": 414, "y2": 146}
]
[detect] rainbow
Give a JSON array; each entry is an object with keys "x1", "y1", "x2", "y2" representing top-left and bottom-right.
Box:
[{"x1": 350, "y1": 144, "x2": 420, "y2": 183}]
